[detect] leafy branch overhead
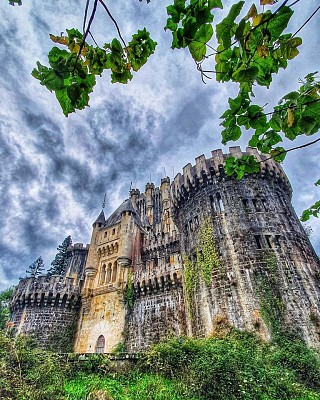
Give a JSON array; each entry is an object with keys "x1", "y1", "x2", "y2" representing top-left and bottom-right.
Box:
[
  {"x1": 32, "y1": 27, "x2": 156, "y2": 116},
  {"x1": 14, "y1": 0, "x2": 320, "y2": 219}
]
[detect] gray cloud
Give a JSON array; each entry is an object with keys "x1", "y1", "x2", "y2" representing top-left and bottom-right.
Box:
[{"x1": 0, "y1": 0, "x2": 319, "y2": 289}]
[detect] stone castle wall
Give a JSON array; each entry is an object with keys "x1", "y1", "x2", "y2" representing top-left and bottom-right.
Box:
[
  {"x1": 126, "y1": 274, "x2": 187, "y2": 351},
  {"x1": 10, "y1": 275, "x2": 82, "y2": 351},
  {"x1": 10, "y1": 146, "x2": 320, "y2": 351},
  {"x1": 172, "y1": 147, "x2": 320, "y2": 346}
]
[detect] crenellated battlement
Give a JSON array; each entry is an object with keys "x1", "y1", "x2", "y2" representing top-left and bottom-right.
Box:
[
  {"x1": 10, "y1": 274, "x2": 81, "y2": 311},
  {"x1": 67, "y1": 243, "x2": 90, "y2": 252},
  {"x1": 131, "y1": 271, "x2": 183, "y2": 297},
  {"x1": 171, "y1": 147, "x2": 291, "y2": 205}
]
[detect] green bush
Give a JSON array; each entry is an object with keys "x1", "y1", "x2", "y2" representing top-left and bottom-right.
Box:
[
  {"x1": 0, "y1": 330, "x2": 66, "y2": 400},
  {"x1": 141, "y1": 330, "x2": 320, "y2": 400}
]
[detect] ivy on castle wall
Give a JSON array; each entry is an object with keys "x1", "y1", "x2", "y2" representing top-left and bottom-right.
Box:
[
  {"x1": 197, "y1": 219, "x2": 221, "y2": 286},
  {"x1": 47, "y1": 319, "x2": 78, "y2": 353},
  {"x1": 184, "y1": 218, "x2": 221, "y2": 319},
  {"x1": 123, "y1": 269, "x2": 134, "y2": 310},
  {"x1": 255, "y1": 251, "x2": 285, "y2": 337}
]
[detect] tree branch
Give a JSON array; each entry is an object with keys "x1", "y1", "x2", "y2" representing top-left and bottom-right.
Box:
[
  {"x1": 262, "y1": 136, "x2": 320, "y2": 162},
  {"x1": 98, "y1": 0, "x2": 127, "y2": 49},
  {"x1": 73, "y1": 0, "x2": 98, "y2": 73}
]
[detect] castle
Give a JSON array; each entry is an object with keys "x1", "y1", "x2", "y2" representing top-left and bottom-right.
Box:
[{"x1": 10, "y1": 147, "x2": 320, "y2": 352}]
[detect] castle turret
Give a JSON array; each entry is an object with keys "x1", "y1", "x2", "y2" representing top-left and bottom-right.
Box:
[
  {"x1": 171, "y1": 146, "x2": 320, "y2": 346},
  {"x1": 145, "y1": 183, "x2": 154, "y2": 225},
  {"x1": 84, "y1": 211, "x2": 105, "y2": 288},
  {"x1": 10, "y1": 274, "x2": 82, "y2": 351}
]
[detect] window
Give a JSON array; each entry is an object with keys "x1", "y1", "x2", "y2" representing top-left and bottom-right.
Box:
[
  {"x1": 216, "y1": 193, "x2": 224, "y2": 211},
  {"x1": 96, "y1": 335, "x2": 105, "y2": 354},
  {"x1": 252, "y1": 199, "x2": 261, "y2": 212},
  {"x1": 265, "y1": 235, "x2": 272, "y2": 249},
  {"x1": 112, "y1": 228, "x2": 116, "y2": 235},
  {"x1": 275, "y1": 235, "x2": 281, "y2": 247},
  {"x1": 209, "y1": 195, "x2": 216, "y2": 211},
  {"x1": 189, "y1": 219, "x2": 194, "y2": 232},
  {"x1": 261, "y1": 199, "x2": 268, "y2": 211},
  {"x1": 242, "y1": 199, "x2": 249, "y2": 210},
  {"x1": 100, "y1": 265, "x2": 106, "y2": 285},
  {"x1": 254, "y1": 235, "x2": 262, "y2": 249},
  {"x1": 112, "y1": 262, "x2": 117, "y2": 282},
  {"x1": 106, "y1": 264, "x2": 112, "y2": 283}
]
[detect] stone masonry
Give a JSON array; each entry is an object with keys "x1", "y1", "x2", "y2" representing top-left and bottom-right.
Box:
[{"x1": 10, "y1": 147, "x2": 320, "y2": 352}]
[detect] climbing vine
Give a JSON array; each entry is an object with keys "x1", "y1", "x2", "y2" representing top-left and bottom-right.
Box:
[
  {"x1": 184, "y1": 218, "x2": 221, "y2": 319},
  {"x1": 184, "y1": 256, "x2": 199, "y2": 317},
  {"x1": 255, "y1": 251, "x2": 285, "y2": 336},
  {"x1": 197, "y1": 219, "x2": 221, "y2": 285},
  {"x1": 123, "y1": 269, "x2": 135, "y2": 309}
]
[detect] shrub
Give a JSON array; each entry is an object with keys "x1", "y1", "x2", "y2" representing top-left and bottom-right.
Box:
[{"x1": 0, "y1": 330, "x2": 66, "y2": 400}]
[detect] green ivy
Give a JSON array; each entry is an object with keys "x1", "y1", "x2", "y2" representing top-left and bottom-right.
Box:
[
  {"x1": 255, "y1": 251, "x2": 285, "y2": 336},
  {"x1": 197, "y1": 219, "x2": 221, "y2": 285},
  {"x1": 123, "y1": 269, "x2": 135, "y2": 309},
  {"x1": 184, "y1": 218, "x2": 221, "y2": 319}
]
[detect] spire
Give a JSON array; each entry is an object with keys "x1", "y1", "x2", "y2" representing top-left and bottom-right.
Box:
[{"x1": 93, "y1": 210, "x2": 105, "y2": 227}]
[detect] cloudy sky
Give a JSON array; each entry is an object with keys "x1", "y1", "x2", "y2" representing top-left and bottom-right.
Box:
[{"x1": 0, "y1": 0, "x2": 319, "y2": 290}]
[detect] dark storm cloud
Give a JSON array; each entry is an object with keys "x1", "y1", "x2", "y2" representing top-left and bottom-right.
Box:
[{"x1": 0, "y1": 0, "x2": 319, "y2": 289}]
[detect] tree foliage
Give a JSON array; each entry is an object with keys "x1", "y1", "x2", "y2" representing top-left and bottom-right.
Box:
[
  {"x1": 0, "y1": 331, "x2": 66, "y2": 400},
  {"x1": 9, "y1": 0, "x2": 320, "y2": 219},
  {"x1": 48, "y1": 235, "x2": 72, "y2": 276},
  {"x1": 0, "y1": 287, "x2": 13, "y2": 331},
  {"x1": 26, "y1": 256, "x2": 45, "y2": 278}
]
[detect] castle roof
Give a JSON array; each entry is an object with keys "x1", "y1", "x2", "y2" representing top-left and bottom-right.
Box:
[
  {"x1": 94, "y1": 210, "x2": 105, "y2": 225},
  {"x1": 104, "y1": 199, "x2": 144, "y2": 228}
]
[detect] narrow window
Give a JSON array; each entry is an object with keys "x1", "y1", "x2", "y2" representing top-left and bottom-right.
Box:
[
  {"x1": 106, "y1": 264, "x2": 112, "y2": 282},
  {"x1": 194, "y1": 215, "x2": 199, "y2": 227},
  {"x1": 255, "y1": 235, "x2": 262, "y2": 249},
  {"x1": 209, "y1": 195, "x2": 216, "y2": 211},
  {"x1": 189, "y1": 219, "x2": 194, "y2": 232},
  {"x1": 96, "y1": 335, "x2": 105, "y2": 354},
  {"x1": 242, "y1": 199, "x2": 249, "y2": 210},
  {"x1": 216, "y1": 193, "x2": 224, "y2": 211},
  {"x1": 252, "y1": 199, "x2": 261, "y2": 211},
  {"x1": 185, "y1": 224, "x2": 189, "y2": 236},
  {"x1": 265, "y1": 235, "x2": 272, "y2": 249},
  {"x1": 100, "y1": 264, "x2": 106, "y2": 285},
  {"x1": 261, "y1": 199, "x2": 268, "y2": 211},
  {"x1": 112, "y1": 262, "x2": 117, "y2": 282},
  {"x1": 275, "y1": 235, "x2": 281, "y2": 248},
  {"x1": 112, "y1": 228, "x2": 116, "y2": 235}
]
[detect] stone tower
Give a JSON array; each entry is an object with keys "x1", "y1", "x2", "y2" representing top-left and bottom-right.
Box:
[
  {"x1": 10, "y1": 243, "x2": 88, "y2": 351},
  {"x1": 171, "y1": 147, "x2": 320, "y2": 346},
  {"x1": 10, "y1": 146, "x2": 320, "y2": 352}
]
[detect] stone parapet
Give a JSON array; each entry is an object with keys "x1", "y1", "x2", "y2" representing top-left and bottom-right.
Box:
[
  {"x1": 171, "y1": 147, "x2": 291, "y2": 206},
  {"x1": 10, "y1": 274, "x2": 81, "y2": 311}
]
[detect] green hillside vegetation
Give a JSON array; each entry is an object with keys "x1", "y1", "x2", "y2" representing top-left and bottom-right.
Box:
[{"x1": 1, "y1": 327, "x2": 319, "y2": 400}]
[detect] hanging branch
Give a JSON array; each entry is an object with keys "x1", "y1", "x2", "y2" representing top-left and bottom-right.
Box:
[{"x1": 98, "y1": 0, "x2": 127, "y2": 49}]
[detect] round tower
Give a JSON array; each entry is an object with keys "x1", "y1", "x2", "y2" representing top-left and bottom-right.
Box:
[
  {"x1": 171, "y1": 146, "x2": 320, "y2": 346},
  {"x1": 10, "y1": 274, "x2": 82, "y2": 351}
]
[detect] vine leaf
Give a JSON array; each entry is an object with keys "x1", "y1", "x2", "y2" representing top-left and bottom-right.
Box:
[{"x1": 33, "y1": 27, "x2": 156, "y2": 115}]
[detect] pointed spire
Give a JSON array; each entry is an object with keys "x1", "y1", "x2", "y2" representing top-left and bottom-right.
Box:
[{"x1": 93, "y1": 210, "x2": 105, "y2": 227}]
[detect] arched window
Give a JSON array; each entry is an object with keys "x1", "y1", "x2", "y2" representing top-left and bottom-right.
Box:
[
  {"x1": 112, "y1": 262, "x2": 117, "y2": 282},
  {"x1": 115, "y1": 243, "x2": 119, "y2": 253},
  {"x1": 96, "y1": 335, "x2": 105, "y2": 353},
  {"x1": 100, "y1": 264, "x2": 106, "y2": 285},
  {"x1": 106, "y1": 263, "x2": 112, "y2": 283}
]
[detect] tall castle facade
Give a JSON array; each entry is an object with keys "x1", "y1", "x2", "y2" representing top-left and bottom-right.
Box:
[{"x1": 10, "y1": 147, "x2": 320, "y2": 352}]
